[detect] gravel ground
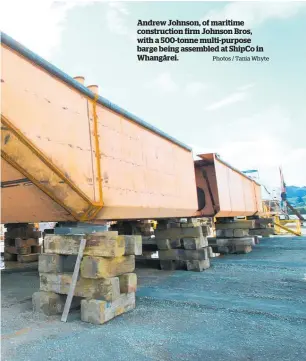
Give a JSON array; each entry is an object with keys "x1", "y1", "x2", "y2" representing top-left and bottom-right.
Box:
[{"x1": 1, "y1": 236, "x2": 306, "y2": 361}]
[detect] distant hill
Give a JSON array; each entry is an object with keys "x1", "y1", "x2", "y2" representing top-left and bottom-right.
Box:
[
  {"x1": 261, "y1": 185, "x2": 306, "y2": 214},
  {"x1": 286, "y1": 186, "x2": 306, "y2": 199},
  {"x1": 286, "y1": 186, "x2": 306, "y2": 213}
]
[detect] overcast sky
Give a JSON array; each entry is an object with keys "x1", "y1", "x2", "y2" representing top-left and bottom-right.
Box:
[{"x1": 2, "y1": 0, "x2": 306, "y2": 188}]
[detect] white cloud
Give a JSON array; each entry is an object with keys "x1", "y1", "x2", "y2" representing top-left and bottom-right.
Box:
[
  {"x1": 232, "y1": 105, "x2": 291, "y2": 141},
  {"x1": 237, "y1": 83, "x2": 255, "y2": 92},
  {"x1": 146, "y1": 77, "x2": 206, "y2": 96},
  {"x1": 205, "y1": 91, "x2": 247, "y2": 111},
  {"x1": 199, "y1": 139, "x2": 306, "y2": 187},
  {"x1": 185, "y1": 82, "x2": 207, "y2": 96},
  {"x1": 145, "y1": 72, "x2": 179, "y2": 93},
  {"x1": 202, "y1": 105, "x2": 291, "y2": 148},
  {"x1": 0, "y1": 1, "x2": 82, "y2": 59},
  {"x1": 190, "y1": 105, "x2": 306, "y2": 186},
  {"x1": 282, "y1": 148, "x2": 306, "y2": 186},
  {"x1": 191, "y1": 137, "x2": 287, "y2": 187},
  {"x1": 205, "y1": 2, "x2": 306, "y2": 28},
  {"x1": 109, "y1": 1, "x2": 129, "y2": 15},
  {"x1": 106, "y1": 1, "x2": 131, "y2": 36}
]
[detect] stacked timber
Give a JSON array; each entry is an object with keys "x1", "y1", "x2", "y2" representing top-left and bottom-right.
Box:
[
  {"x1": 136, "y1": 221, "x2": 158, "y2": 260},
  {"x1": 209, "y1": 217, "x2": 274, "y2": 254},
  {"x1": 207, "y1": 246, "x2": 220, "y2": 258},
  {"x1": 110, "y1": 220, "x2": 154, "y2": 237},
  {"x1": 211, "y1": 220, "x2": 257, "y2": 254},
  {"x1": 110, "y1": 220, "x2": 156, "y2": 264},
  {"x1": 249, "y1": 218, "x2": 274, "y2": 237},
  {"x1": 200, "y1": 218, "x2": 215, "y2": 238},
  {"x1": 4, "y1": 224, "x2": 41, "y2": 263},
  {"x1": 137, "y1": 220, "x2": 155, "y2": 237},
  {"x1": 180, "y1": 217, "x2": 215, "y2": 238},
  {"x1": 32, "y1": 232, "x2": 142, "y2": 324},
  {"x1": 137, "y1": 236, "x2": 158, "y2": 259},
  {"x1": 156, "y1": 219, "x2": 211, "y2": 272}
]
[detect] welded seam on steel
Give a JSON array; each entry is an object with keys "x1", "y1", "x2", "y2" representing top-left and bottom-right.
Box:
[{"x1": 1, "y1": 32, "x2": 192, "y2": 152}]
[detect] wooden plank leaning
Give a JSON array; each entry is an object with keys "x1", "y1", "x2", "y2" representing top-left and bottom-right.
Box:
[{"x1": 61, "y1": 238, "x2": 86, "y2": 322}]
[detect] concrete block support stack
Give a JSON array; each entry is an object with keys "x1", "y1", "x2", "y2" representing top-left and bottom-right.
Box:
[
  {"x1": 211, "y1": 220, "x2": 257, "y2": 254},
  {"x1": 207, "y1": 246, "x2": 220, "y2": 258},
  {"x1": 135, "y1": 235, "x2": 158, "y2": 264},
  {"x1": 32, "y1": 232, "x2": 141, "y2": 324},
  {"x1": 4, "y1": 224, "x2": 42, "y2": 263},
  {"x1": 155, "y1": 219, "x2": 211, "y2": 272},
  {"x1": 200, "y1": 218, "x2": 215, "y2": 238},
  {"x1": 137, "y1": 220, "x2": 155, "y2": 237},
  {"x1": 249, "y1": 218, "x2": 274, "y2": 237},
  {"x1": 110, "y1": 220, "x2": 157, "y2": 263}
]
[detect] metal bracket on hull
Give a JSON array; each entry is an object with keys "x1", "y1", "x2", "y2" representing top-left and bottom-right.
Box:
[
  {"x1": 91, "y1": 94, "x2": 103, "y2": 211},
  {"x1": 202, "y1": 169, "x2": 218, "y2": 212},
  {"x1": 1, "y1": 115, "x2": 103, "y2": 221}
]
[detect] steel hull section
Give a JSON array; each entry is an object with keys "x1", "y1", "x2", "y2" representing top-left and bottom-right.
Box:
[
  {"x1": 1, "y1": 40, "x2": 198, "y2": 223},
  {"x1": 1, "y1": 160, "x2": 74, "y2": 223},
  {"x1": 195, "y1": 154, "x2": 263, "y2": 218}
]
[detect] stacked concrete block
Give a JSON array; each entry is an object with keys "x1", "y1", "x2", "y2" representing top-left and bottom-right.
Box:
[
  {"x1": 33, "y1": 232, "x2": 141, "y2": 324},
  {"x1": 249, "y1": 228, "x2": 274, "y2": 237},
  {"x1": 134, "y1": 235, "x2": 158, "y2": 264},
  {"x1": 181, "y1": 217, "x2": 215, "y2": 238},
  {"x1": 253, "y1": 235, "x2": 261, "y2": 244},
  {"x1": 110, "y1": 220, "x2": 156, "y2": 263},
  {"x1": 213, "y1": 220, "x2": 257, "y2": 254},
  {"x1": 249, "y1": 218, "x2": 274, "y2": 237},
  {"x1": 131, "y1": 235, "x2": 160, "y2": 269},
  {"x1": 4, "y1": 224, "x2": 41, "y2": 263},
  {"x1": 156, "y1": 219, "x2": 211, "y2": 272},
  {"x1": 200, "y1": 218, "x2": 215, "y2": 238},
  {"x1": 216, "y1": 220, "x2": 256, "y2": 230},
  {"x1": 110, "y1": 220, "x2": 154, "y2": 237},
  {"x1": 207, "y1": 246, "x2": 220, "y2": 258},
  {"x1": 53, "y1": 222, "x2": 108, "y2": 235},
  {"x1": 217, "y1": 238, "x2": 253, "y2": 254},
  {"x1": 137, "y1": 220, "x2": 155, "y2": 237}
]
